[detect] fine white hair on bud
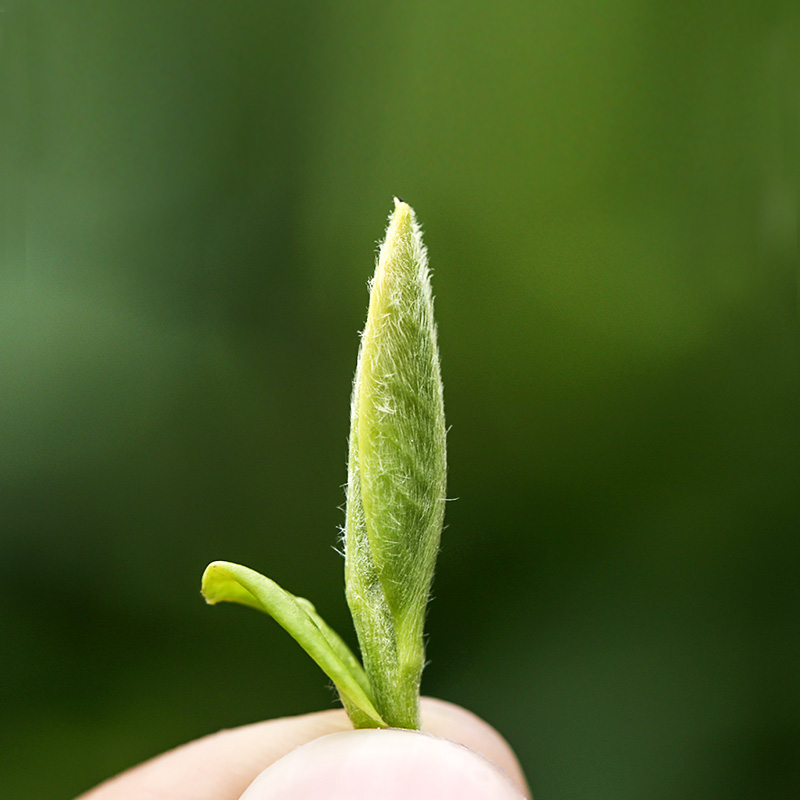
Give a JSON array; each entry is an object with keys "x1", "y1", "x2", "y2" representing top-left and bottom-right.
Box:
[{"x1": 344, "y1": 198, "x2": 447, "y2": 730}]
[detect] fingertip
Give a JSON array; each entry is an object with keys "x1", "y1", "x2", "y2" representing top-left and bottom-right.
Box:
[{"x1": 239, "y1": 728, "x2": 526, "y2": 800}]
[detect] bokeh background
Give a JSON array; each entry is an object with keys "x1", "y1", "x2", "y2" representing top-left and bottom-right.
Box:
[{"x1": 2, "y1": 2, "x2": 798, "y2": 798}]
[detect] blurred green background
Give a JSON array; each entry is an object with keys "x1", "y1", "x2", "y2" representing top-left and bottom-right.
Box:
[{"x1": 2, "y1": 1, "x2": 798, "y2": 798}]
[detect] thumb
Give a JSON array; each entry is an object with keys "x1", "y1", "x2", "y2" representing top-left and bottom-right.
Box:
[{"x1": 240, "y1": 727, "x2": 526, "y2": 800}]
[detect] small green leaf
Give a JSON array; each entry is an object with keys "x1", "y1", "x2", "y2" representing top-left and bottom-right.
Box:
[{"x1": 201, "y1": 561, "x2": 385, "y2": 727}]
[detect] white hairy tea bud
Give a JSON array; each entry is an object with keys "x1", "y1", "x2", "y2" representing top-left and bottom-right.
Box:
[
  {"x1": 201, "y1": 199, "x2": 445, "y2": 731},
  {"x1": 344, "y1": 198, "x2": 447, "y2": 729}
]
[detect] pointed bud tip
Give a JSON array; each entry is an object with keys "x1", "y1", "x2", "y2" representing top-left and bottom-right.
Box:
[
  {"x1": 392, "y1": 196, "x2": 412, "y2": 217},
  {"x1": 389, "y1": 197, "x2": 414, "y2": 236}
]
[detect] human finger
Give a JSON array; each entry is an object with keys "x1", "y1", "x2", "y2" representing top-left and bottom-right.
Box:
[
  {"x1": 240, "y1": 727, "x2": 525, "y2": 799},
  {"x1": 76, "y1": 697, "x2": 528, "y2": 800}
]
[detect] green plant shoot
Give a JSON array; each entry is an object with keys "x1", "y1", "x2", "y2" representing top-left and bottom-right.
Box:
[{"x1": 201, "y1": 198, "x2": 446, "y2": 730}]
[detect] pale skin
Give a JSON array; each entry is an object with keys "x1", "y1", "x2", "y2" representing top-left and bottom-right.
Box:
[{"x1": 77, "y1": 698, "x2": 530, "y2": 800}]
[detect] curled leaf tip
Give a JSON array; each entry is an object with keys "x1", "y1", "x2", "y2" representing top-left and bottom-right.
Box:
[{"x1": 201, "y1": 560, "x2": 386, "y2": 727}]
